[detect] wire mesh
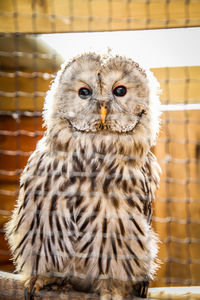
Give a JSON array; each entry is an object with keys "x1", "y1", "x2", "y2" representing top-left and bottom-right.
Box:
[
  {"x1": 152, "y1": 91, "x2": 200, "y2": 287},
  {"x1": 0, "y1": 0, "x2": 200, "y2": 297},
  {"x1": 1, "y1": 0, "x2": 200, "y2": 33}
]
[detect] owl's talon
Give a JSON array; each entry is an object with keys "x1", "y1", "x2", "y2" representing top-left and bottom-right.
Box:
[
  {"x1": 30, "y1": 287, "x2": 36, "y2": 298},
  {"x1": 24, "y1": 286, "x2": 35, "y2": 300},
  {"x1": 24, "y1": 277, "x2": 41, "y2": 300},
  {"x1": 24, "y1": 275, "x2": 62, "y2": 299},
  {"x1": 35, "y1": 282, "x2": 42, "y2": 293},
  {"x1": 24, "y1": 287, "x2": 29, "y2": 300}
]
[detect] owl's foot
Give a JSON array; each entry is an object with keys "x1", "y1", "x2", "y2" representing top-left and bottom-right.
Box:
[
  {"x1": 24, "y1": 275, "x2": 63, "y2": 299},
  {"x1": 24, "y1": 278, "x2": 36, "y2": 300},
  {"x1": 132, "y1": 279, "x2": 149, "y2": 298}
]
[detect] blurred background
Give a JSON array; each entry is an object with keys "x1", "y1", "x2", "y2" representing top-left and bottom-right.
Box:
[{"x1": 0, "y1": 0, "x2": 200, "y2": 289}]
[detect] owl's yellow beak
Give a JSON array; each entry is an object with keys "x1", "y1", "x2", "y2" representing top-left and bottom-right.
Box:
[{"x1": 100, "y1": 103, "x2": 107, "y2": 124}]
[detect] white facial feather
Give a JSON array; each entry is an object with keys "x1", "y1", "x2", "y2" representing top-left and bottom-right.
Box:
[{"x1": 43, "y1": 52, "x2": 161, "y2": 147}]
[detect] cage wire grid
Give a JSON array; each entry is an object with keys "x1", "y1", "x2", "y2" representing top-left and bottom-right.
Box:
[{"x1": 0, "y1": 0, "x2": 200, "y2": 295}]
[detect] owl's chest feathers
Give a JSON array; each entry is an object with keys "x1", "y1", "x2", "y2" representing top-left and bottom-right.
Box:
[
  {"x1": 37, "y1": 133, "x2": 150, "y2": 219},
  {"x1": 23, "y1": 133, "x2": 152, "y2": 228},
  {"x1": 18, "y1": 135, "x2": 157, "y2": 282},
  {"x1": 64, "y1": 145, "x2": 155, "y2": 282},
  {"x1": 71, "y1": 150, "x2": 146, "y2": 211}
]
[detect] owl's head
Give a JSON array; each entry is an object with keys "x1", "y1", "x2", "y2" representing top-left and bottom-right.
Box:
[{"x1": 44, "y1": 53, "x2": 161, "y2": 147}]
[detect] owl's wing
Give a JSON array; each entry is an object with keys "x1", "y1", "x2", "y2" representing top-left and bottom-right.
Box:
[
  {"x1": 5, "y1": 144, "x2": 76, "y2": 277},
  {"x1": 142, "y1": 151, "x2": 161, "y2": 224}
]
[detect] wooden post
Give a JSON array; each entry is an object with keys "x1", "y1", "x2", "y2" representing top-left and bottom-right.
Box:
[
  {"x1": 0, "y1": 271, "x2": 99, "y2": 300},
  {"x1": 0, "y1": 271, "x2": 199, "y2": 299}
]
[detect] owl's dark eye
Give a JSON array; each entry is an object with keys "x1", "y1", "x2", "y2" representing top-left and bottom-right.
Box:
[
  {"x1": 113, "y1": 85, "x2": 127, "y2": 97},
  {"x1": 78, "y1": 87, "x2": 92, "y2": 99}
]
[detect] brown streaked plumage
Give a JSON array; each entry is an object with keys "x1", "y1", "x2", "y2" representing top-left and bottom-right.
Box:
[{"x1": 6, "y1": 52, "x2": 161, "y2": 299}]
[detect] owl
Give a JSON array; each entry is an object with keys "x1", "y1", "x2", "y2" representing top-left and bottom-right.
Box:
[{"x1": 6, "y1": 53, "x2": 161, "y2": 300}]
